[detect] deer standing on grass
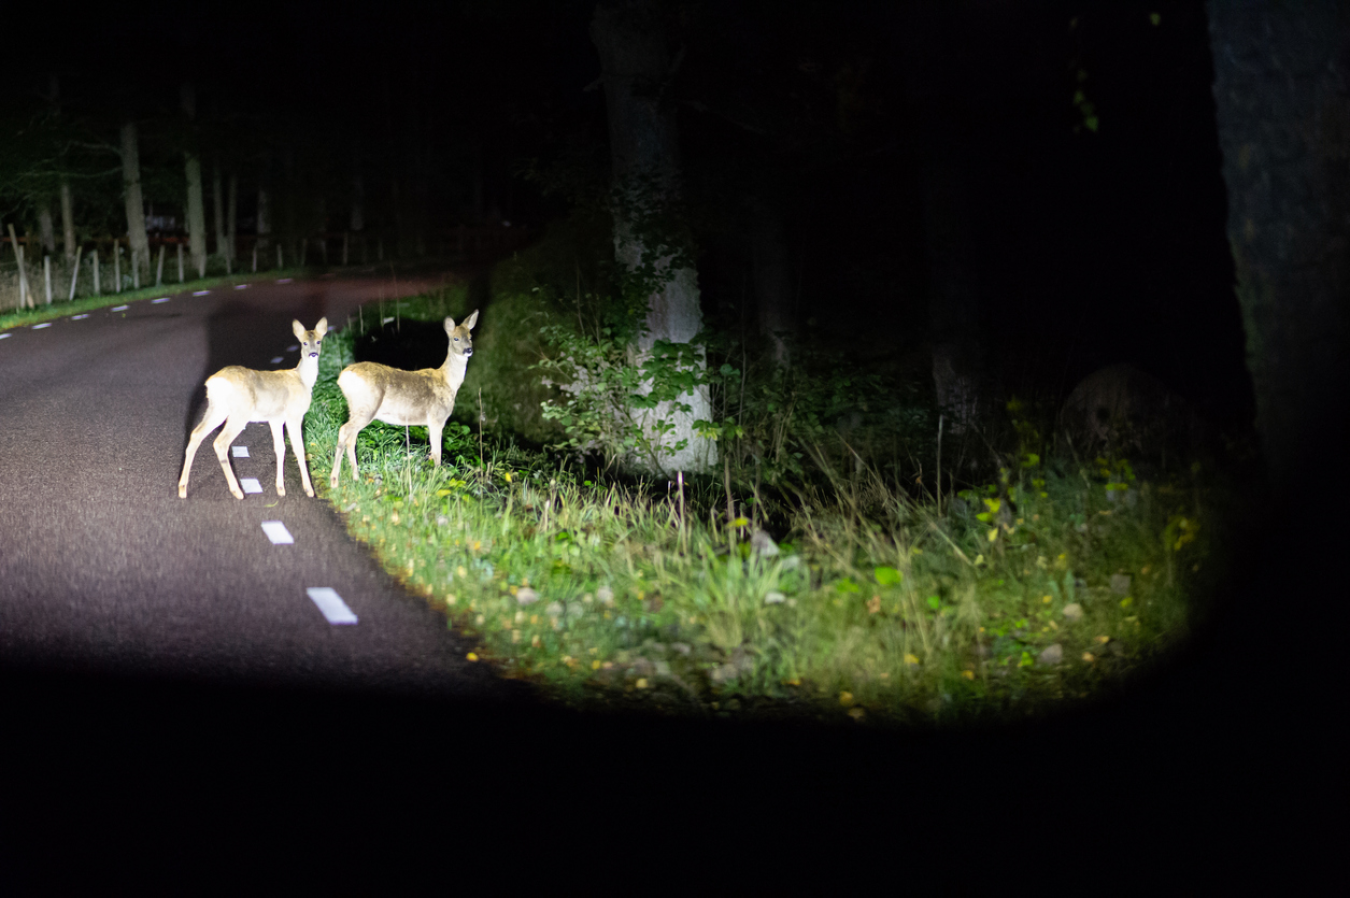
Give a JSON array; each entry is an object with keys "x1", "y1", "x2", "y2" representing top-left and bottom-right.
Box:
[
  {"x1": 330, "y1": 310, "x2": 478, "y2": 487},
  {"x1": 178, "y1": 318, "x2": 329, "y2": 499}
]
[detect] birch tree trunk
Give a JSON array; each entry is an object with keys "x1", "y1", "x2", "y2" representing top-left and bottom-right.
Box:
[
  {"x1": 226, "y1": 172, "x2": 238, "y2": 267},
  {"x1": 180, "y1": 84, "x2": 207, "y2": 278},
  {"x1": 212, "y1": 163, "x2": 226, "y2": 264},
  {"x1": 923, "y1": 156, "x2": 983, "y2": 435},
  {"x1": 120, "y1": 122, "x2": 151, "y2": 284},
  {"x1": 591, "y1": 0, "x2": 716, "y2": 475},
  {"x1": 1207, "y1": 0, "x2": 1349, "y2": 492},
  {"x1": 60, "y1": 181, "x2": 75, "y2": 264},
  {"x1": 256, "y1": 187, "x2": 271, "y2": 253},
  {"x1": 37, "y1": 201, "x2": 57, "y2": 256},
  {"x1": 748, "y1": 194, "x2": 795, "y2": 366}
]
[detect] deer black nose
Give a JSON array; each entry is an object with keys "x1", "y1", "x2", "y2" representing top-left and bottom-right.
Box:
[{"x1": 464, "y1": 347, "x2": 473, "y2": 356}]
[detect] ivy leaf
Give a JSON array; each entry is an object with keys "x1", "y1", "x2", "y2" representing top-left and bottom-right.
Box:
[{"x1": 874, "y1": 566, "x2": 903, "y2": 586}]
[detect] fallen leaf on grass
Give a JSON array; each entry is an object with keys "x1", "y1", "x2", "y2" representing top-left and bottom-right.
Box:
[
  {"x1": 466, "y1": 653, "x2": 479, "y2": 661},
  {"x1": 905, "y1": 653, "x2": 920, "y2": 666},
  {"x1": 839, "y1": 691, "x2": 855, "y2": 706},
  {"x1": 866, "y1": 595, "x2": 881, "y2": 614}
]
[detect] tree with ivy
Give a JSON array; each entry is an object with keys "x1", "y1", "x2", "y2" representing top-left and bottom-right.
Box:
[{"x1": 589, "y1": 0, "x2": 717, "y2": 476}]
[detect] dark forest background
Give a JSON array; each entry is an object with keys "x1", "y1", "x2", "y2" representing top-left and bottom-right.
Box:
[{"x1": 1, "y1": 0, "x2": 1259, "y2": 437}]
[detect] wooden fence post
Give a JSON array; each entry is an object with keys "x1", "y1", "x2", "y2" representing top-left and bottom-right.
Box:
[
  {"x1": 155, "y1": 244, "x2": 165, "y2": 286},
  {"x1": 92, "y1": 248, "x2": 100, "y2": 295},
  {"x1": 177, "y1": 243, "x2": 184, "y2": 282},
  {"x1": 44, "y1": 255, "x2": 53, "y2": 304},
  {"x1": 115, "y1": 242, "x2": 122, "y2": 293}
]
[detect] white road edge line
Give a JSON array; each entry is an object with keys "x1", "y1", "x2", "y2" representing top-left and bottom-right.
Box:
[
  {"x1": 151, "y1": 297, "x2": 169, "y2": 304},
  {"x1": 193, "y1": 290, "x2": 211, "y2": 295},
  {"x1": 232, "y1": 446, "x2": 249, "y2": 458},
  {"x1": 31, "y1": 323, "x2": 51, "y2": 329},
  {"x1": 270, "y1": 356, "x2": 283, "y2": 364},
  {"x1": 307, "y1": 587, "x2": 358, "y2": 625},
  {"x1": 261, "y1": 521, "x2": 293, "y2": 544},
  {"x1": 112, "y1": 305, "x2": 129, "y2": 311},
  {"x1": 241, "y1": 478, "x2": 263, "y2": 493}
]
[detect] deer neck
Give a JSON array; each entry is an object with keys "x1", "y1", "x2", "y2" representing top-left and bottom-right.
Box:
[
  {"x1": 295, "y1": 354, "x2": 320, "y2": 390},
  {"x1": 442, "y1": 352, "x2": 470, "y2": 393}
]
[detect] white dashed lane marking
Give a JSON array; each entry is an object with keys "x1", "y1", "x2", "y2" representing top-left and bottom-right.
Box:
[
  {"x1": 307, "y1": 588, "x2": 358, "y2": 625},
  {"x1": 240, "y1": 478, "x2": 263, "y2": 494},
  {"x1": 232, "y1": 446, "x2": 249, "y2": 458},
  {"x1": 276, "y1": 278, "x2": 292, "y2": 284},
  {"x1": 112, "y1": 305, "x2": 129, "y2": 311},
  {"x1": 0, "y1": 333, "x2": 10, "y2": 340},
  {"x1": 286, "y1": 344, "x2": 298, "y2": 351},
  {"x1": 71, "y1": 314, "x2": 89, "y2": 320},
  {"x1": 261, "y1": 521, "x2": 293, "y2": 544},
  {"x1": 31, "y1": 323, "x2": 51, "y2": 330},
  {"x1": 151, "y1": 297, "x2": 169, "y2": 304},
  {"x1": 193, "y1": 290, "x2": 210, "y2": 295},
  {"x1": 234, "y1": 284, "x2": 248, "y2": 290},
  {"x1": 270, "y1": 357, "x2": 283, "y2": 364}
]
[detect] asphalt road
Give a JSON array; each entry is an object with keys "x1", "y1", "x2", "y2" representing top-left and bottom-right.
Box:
[{"x1": 0, "y1": 271, "x2": 528, "y2": 703}]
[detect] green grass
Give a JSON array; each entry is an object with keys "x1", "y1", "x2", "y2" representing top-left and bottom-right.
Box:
[{"x1": 301, "y1": 299, "x2": 1232, "y2": 729}]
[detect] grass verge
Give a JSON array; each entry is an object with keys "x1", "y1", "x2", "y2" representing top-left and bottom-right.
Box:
[{"x1": 301, "y1": 290, "x2": 1241, "y2": 729}]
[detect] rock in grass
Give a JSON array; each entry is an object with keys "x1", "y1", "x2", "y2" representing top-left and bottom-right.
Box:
[
  {"x1": 1037, "y1": 643, "x2": 1064, "y2": 666},
  {"x1": 750, "y1": 529, "x2": 779, "y2": 558},
  {"x1": 1062, "y1": 603, "x2": 1084, "y2": 622},
  {"x1": 764, "y1": 591, "x2": 786, "y2": 605},
  {"x1": 516, "y1": 587, "x2": 540, "y2": 606}
]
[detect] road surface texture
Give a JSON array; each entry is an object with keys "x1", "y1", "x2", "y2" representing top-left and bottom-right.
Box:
[
  {"x1": 0, "y1": 273, "x2": 1326, "y2": 891},
  {"x1": 0, "y1": 272, "x2": 529, "y2": 704}
]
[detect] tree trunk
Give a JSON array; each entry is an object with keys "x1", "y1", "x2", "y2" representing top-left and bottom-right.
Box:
[
  {"x1": 256, "y1": 187, "x2": 271, "y2": 252},
  {"x1": 227, "y1": 172, "x2": 238, "y2": 267},
  {"x1": 120, "y1": 122, "x2": 151, "y2": 284},
  {"x1": 59, "y1": 181, "x2": 75, "y2": 264},
  {"x1": 181, "y1": 84, "x2": 208, "y2": 279},
  {"x1": 37, "y1": 200, "x2": 57, "y2": 256},
  {"x1": 1207, "y1": 0, "x2": 1349, "y2": 492},
  {"x1": 748, "y1": 194, "x2": 794, "y2": 366},
  {"x1": 591, "y1": 0, "x2": 716, "y2": 475},
  {"x1": 922, "y1": 157, "x2": 983, "y2": 435},
  {"x1": 212, "y1": 162, "x2": 226, "y2": 262},
  {"x1": 351, "y1": 149, "x2": 365, "y2": 233}
]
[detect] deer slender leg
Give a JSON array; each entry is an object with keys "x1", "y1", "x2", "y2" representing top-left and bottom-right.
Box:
[
  {"x1": 179, "y1": 401, "x2": 230, "y2": 498},
  {"x1": 287, "y1": 417, "x2": 314, "y2": 497},
  {"x1": 213, "y1": 417, "x2": 250, "y2": 500},
  {"x1": 269, "y1": 419, "x2": 288, "y2": 496}
]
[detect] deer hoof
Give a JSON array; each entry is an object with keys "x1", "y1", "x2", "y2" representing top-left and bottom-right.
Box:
[{"x1": 178, "y1": 485, "x2": 188, "y2": 498}]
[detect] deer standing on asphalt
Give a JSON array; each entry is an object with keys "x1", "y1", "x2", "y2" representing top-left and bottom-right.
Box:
[
  {"x1": 330, "y1": 310, "x2": 478, "y2": 487},
  {"x1": 178, "y1": 318, "x2": 329, "y2": 499}
]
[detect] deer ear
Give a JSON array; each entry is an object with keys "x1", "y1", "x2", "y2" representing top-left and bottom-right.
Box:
[
  {"x1": 463, "y1": 309, "x2": 479, "y2": 330},
  {"x1": 292, "y1": 320, "x2": 305, "y2": 340},
  {"x1": 444, "y1": 316, "x2": 456, "y2": 335},
  {"x1": 315, "y1": 317, "x2": 329, "y2": 337}
]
